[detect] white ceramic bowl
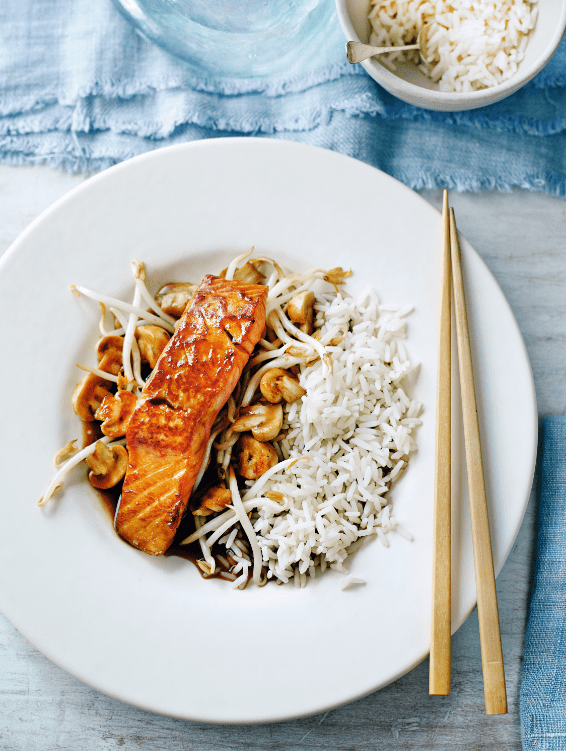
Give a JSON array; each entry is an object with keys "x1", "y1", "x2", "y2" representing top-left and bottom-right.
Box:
[{"x1": 336, "y1": 0, "x2": 566, "y2": 111}]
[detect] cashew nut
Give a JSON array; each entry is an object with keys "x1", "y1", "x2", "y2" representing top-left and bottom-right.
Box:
[
  {"x1": 286, "y1": 329, "x2": 321, "y2": 364},
  {"x1": 193, "y1": 485, "x2": 233, "y2": 517},
  {"x1": 98, "y1": 349, "x2": 123, "y2": 377},
  {"x1": 155, "y1": 282, "x2": 198, "y2": 318},
  {"x1": 95, "y1": 390, "x2": 138, "y2": 438},
  {"x1": 220, "y1": 260, "x2": 266, "y2": 285},
  {"x1": 234, "y1": 260, "x2": 266, "y2": 285},
  {"x1": 231, "y1": 403, "x2": 283, "y2": 442},
  {"x1": 73, "y1": 346, "x2": 125, "y2": 421},
  {"x1": 236, "y1": 435, "x2": 279, "y2": 480},
  {"x1": 260, "y1": 368, "x2": 306, "y2": 404},
  {"x1": 287, "y1": 290, "x2": 315, "y2": 335},
  {"x1": 97, "y1": 335, "x2": 124, "y2": 363},
  {"x1": 135, "y1": 325, "x2": 171, "y2": 369},
  {"x1": 72, "y1": 374, "x2": 114, "y2": 421},
  {"x1": 85, "y1": 441, "x2": 128, "y2": 489}
]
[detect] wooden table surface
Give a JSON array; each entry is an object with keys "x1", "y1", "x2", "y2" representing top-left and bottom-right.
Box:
[{"x1": 1, "y1": 163, "x2": 564, "y2": 751}]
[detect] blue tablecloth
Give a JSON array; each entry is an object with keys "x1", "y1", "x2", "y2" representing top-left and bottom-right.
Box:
[
  {"x1": 1, "y1": 0, "x2": 566, "y2": 193},
  {"x1": 521, "y1": 418, "x2": 566, "y2": 750}
]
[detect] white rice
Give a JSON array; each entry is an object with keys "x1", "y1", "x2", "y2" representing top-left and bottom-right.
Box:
[
  {"x1": 246, "y1": 288, "x2": 421, "y2": 586},
  {"x1": 368, "y1": 0, "x2": 538, "y2": 92},
  {"x1": 341, "y1": 576, "x2": 367, "y2": 590}
]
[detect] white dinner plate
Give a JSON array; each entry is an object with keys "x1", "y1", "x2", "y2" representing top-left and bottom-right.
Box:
[{"x1": 0, "y1": 139, "x2": 536, "y2": 723}]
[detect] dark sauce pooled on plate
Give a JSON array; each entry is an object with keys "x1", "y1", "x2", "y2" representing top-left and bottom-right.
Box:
[
  {"x1": 82, "y1": 422, "x2": 213, "y2": 577},
  {"x1": 82, "y1": 423, "x2": 252, "y2": 584}
]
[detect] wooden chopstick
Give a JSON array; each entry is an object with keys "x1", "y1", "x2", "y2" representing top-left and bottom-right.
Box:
[
  {"x1": 429, "y1": 190, "x2": 452, "y2": 696},
  {"x1": 449, "y1": 208, "x2": 508, "y2": 715}
]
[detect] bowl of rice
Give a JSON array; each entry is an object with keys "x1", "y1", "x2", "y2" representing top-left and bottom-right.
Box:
[{"x1": 336, "y1": 0, "x2": 566, "y2": 110}]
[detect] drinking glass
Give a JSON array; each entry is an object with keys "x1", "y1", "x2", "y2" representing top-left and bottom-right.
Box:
[{"x1": 113, "y1": 0, "x2": 336, "y2": 78}]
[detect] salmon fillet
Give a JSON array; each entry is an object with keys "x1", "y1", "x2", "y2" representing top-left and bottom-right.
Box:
[{"x1": 116, "y1": 274, "x2": 267, "y2": 555}]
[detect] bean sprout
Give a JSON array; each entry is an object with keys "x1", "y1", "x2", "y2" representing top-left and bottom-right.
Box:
[
  {"x1": 251, "y1": 256, "x2": 286, "y2": 282},
  {"x1": 131, "y1": 336, "x2": 145, "y2": 389},
  {"x1": 225, "y1": 248, "x2": 253, "y2": 281},
  {"x1": 98, "y1": 303, "x2": 112, "y2": 336},
  {"x1": 54, "y1": 440, "x2": 78, "y2": 466},
  {"x1": 229, "y1": 468, "x2": 263, "y2": 585},
  {"x1": 111, "y1": 308, "x2": 143, "y2": 390},
  {"x1": 39, "y1": 437, "x2": 126, "y2": 506},
  {"x1": 180, "y1": 496, "x2": 286, "y2": 544},
  {"x1": 257, "y1": 338, "x2": 278, "y2": 351},
  {"x1": 227, "y1": 396, "x2": 237, "y2": 423},
  {"x1": 266, "y1": 277, "x2": 324, "y2": 315},
  {"x1": 267, "y1": 269, "x2": 327, "y2": 301},
  {"x1": 248, "y1": 343, "x2": 289, "y2": 368},
  {"x1": 267, "y1": 311, "x2": 313, "y2": 354},
  {"x1": 204, "y1": 514, "x2": 241, "y2": 549},
  {"x1": 193, "y1": 419, "x2": 229, "y2": 493},
  {"x1": 221, "y1": 446, "x2": 233, "y2": 473},
  {"x1": 76, "y1": 364, "x2": 120, "y2": 384},
  {"x1": 104, "y1": 308, "x2": 159, "y2": 339},
  {"x1": 274, "y1": 308, "x2": 331, "y2": 375},
  {"x1": 132, "y1": 260, "x2": 176, "y2": 327},
  {"x1": 214, "y1": 425, "x2": 241, "y2": 451},
  {"x1": 195, "y1": 517, "x2": 216, "y2": 574},
  {"x1": 320, "y1": 324, "x2": 348, "y2": 346},
  {"x1": 267, "y1": 267, "x2": 350, "y2": 308},
  {"x1": 265, "y1": 271, "x2": 278, "y2": 289},
  {"x1": 71, "y1": 285, "x2": 175, "y2": 333},
  {"x1": 241, "y1": 456, "x2": 308, "y2": 502},
  {"x1": 122, "y1": 277, "x2": 142, "y2": 385}
]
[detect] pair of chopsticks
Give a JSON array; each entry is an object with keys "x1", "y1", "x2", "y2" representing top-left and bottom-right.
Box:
[{"x1": 429, "y1": 191, "x2": 507, "y2": 715}]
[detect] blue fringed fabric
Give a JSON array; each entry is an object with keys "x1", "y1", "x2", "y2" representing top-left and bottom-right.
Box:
[
  {"x1": 1, "y1": 0, "x2": 566, "y2": 192},
  {"x1": 521, "y1": 418, "x2": 566, "y2": 750}
]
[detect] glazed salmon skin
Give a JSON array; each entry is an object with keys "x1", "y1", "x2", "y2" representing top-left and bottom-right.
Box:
[{"x1": 116, "y1": 274, "x2": 268, "y2": 555}]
